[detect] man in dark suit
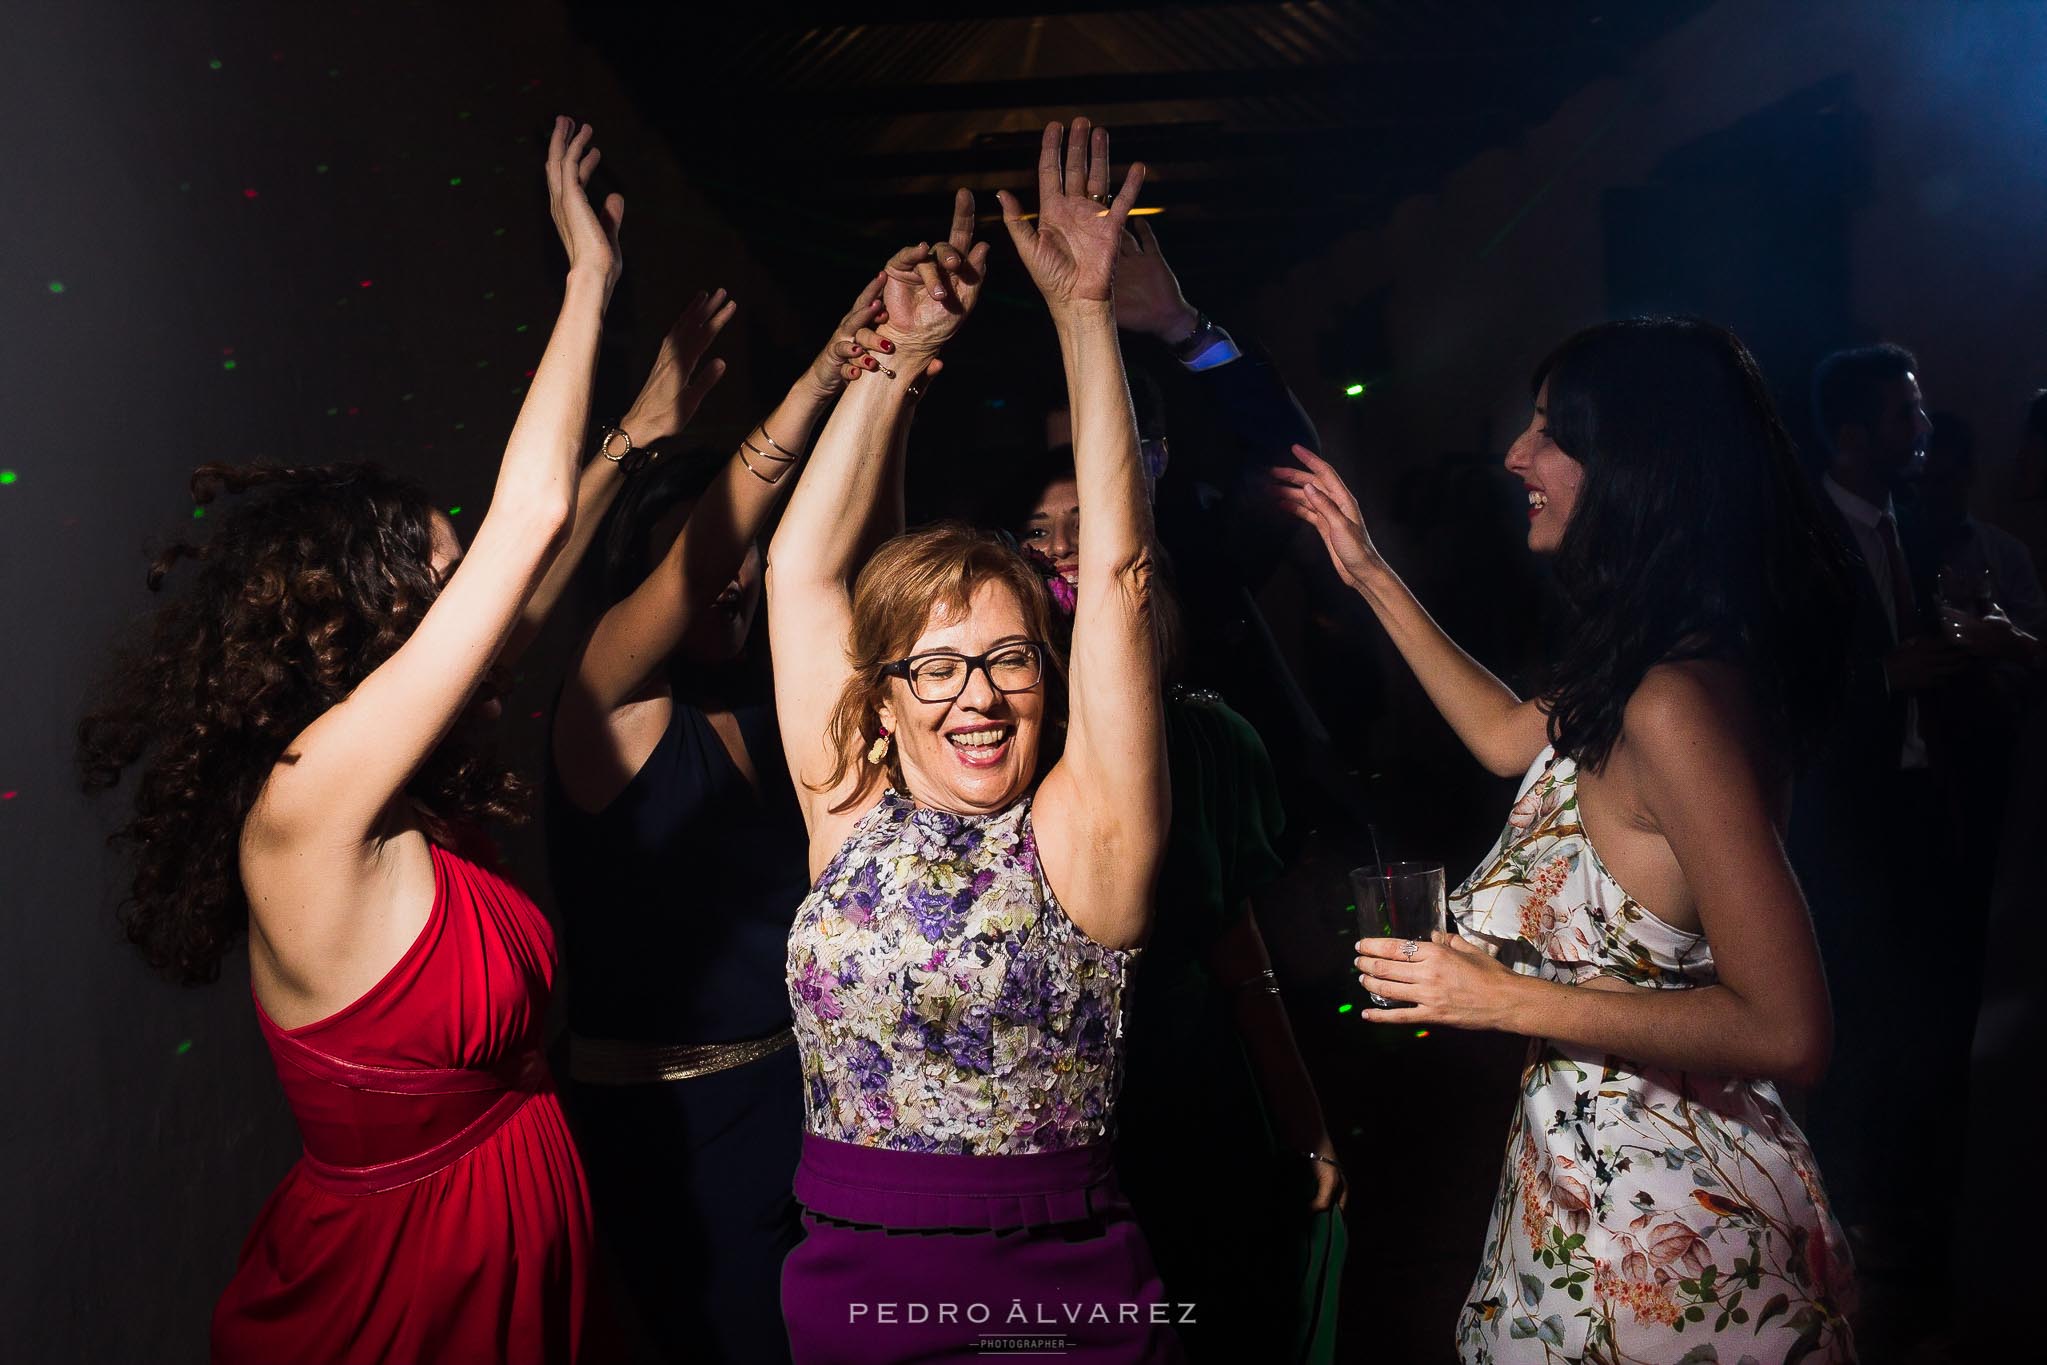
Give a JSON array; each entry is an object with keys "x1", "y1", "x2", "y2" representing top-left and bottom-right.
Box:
[{"x1": 1794, "y1": 344, "x2": 1977, "y2": 1316}]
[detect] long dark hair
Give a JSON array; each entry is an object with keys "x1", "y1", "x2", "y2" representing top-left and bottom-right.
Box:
[
  {"x1": 1536, "y1": 318, "x2": 1853, "y2": 770},
  {"x1": 77, "y1": 462, "x2": 529, "y2": 985}
]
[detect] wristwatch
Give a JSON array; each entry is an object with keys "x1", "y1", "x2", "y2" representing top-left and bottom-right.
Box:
[{"x1": 1167, "y1": 311, "x2": 1216, "y2": 362}]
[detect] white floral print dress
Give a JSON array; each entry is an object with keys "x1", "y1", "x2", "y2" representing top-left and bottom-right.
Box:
[{"x1": 1453, "y1": 748, "x2": 1856, "y2": 1364}]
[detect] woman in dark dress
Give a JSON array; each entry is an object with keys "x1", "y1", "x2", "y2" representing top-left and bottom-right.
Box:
[
  {"x1": 999, "y1": 452, "x2": 1348, "y2": 1363},
  {"x1": 544, "y1": 275, "x2": 920, "y2": 1362}
]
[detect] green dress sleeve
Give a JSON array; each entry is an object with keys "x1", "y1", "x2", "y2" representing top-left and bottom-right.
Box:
[{"x1": 1162, "y1": 691, "x2": 1288, "y2": 954}]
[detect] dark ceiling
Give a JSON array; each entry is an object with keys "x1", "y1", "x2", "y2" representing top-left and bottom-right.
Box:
[{"x1": 571, "y1": 2, "x2": 1712, "y2": 308}]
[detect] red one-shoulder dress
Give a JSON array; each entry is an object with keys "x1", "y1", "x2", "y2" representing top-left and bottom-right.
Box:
[{"x1": 212, "y1": 835, "x2": 595, "y2": 1365}]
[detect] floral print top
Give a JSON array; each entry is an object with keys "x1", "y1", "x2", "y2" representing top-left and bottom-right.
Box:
[
  {"x1": 1452, "y1": 748, "x2": 1856, "y2": 1364},
  {"x1": 785, "y1": 791, "x2": 1133, "y2": 1155}
]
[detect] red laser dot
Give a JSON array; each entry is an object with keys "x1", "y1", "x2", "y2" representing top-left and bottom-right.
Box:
[
  {"x1": 242, "y1": 188, "x2": 259, "y2": 199},
  {"x1": 2, "y1": 791, "x2": 17, "y2": 800},
  {"x1": 530, "y1": 711, "x2": 543, "y2": 720},
  {"x1": 359, "y1": 279, "x2": 373, "y2": 288},
  {"x1": 221, "y1": 346, "x2": 234, "y2": 355},
  {"x1": 523, "y1": 368, "x2": 535, "y2": 378},
  {"x1": 347, "y1": 407, "x2": 359, "y2": 416}
]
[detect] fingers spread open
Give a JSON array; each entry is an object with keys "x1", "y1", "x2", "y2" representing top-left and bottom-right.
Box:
[
  {"x1": 1037, "y1": 122, "x2": 1063, "y2": 205},
  {"x1": 1063, "y1": 117, "x2": 1091, "y2": 198},
  {"x1": 1108, "y1": 160, "x2": 1146, "y2": 219}
]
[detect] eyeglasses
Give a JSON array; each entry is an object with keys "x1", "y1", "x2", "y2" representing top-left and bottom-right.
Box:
[{"x1": 880, "y1": 642, "x2": 1048, "y2": 704}]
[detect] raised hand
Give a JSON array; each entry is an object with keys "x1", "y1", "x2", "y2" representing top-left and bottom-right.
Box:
[
  {"x1": 622, "y1": 289, "x2": 736, "y2": 444},
  {"x1": 805, "y1": 273, "x2": 896, "y2": 398},
  {"x1": 875, "y1": 188, "x2": 991, "y2": 358},
  {"x1": 1267, "y1": 444, "x2": 1385, "y2": 591},
  {"x1": 997, "y1": 117, "x2": 1146, "y2": 308},
  {"x1": 1114, "y1": 218, "x2": 1198, "y2": 341},
  {"x1": 546, "y1": 116, "x2": 624, "y2": 298}
]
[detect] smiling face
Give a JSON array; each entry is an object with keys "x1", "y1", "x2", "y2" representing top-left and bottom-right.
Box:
[
  {"x1": 1503, "y1": 381, "x2": 1586, "y2": 554},
  {"x1": 875, "y1": 579, "x2": 1046, "y2": 817},
  {"x1": 1020, "y1": 476, "x2": 1081, "y2": 583}
]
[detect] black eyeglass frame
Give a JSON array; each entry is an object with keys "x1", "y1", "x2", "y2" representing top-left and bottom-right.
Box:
[{"x1": 879, "y1": 640, "x2": 1051, "y2": 704}]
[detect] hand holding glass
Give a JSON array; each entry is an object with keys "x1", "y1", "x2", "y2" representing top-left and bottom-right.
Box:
[{"x1": 1348, "y1": 862, "x2": 1447, "y2": 1009}]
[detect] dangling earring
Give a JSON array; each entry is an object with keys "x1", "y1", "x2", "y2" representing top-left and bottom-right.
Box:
[{"x1": 867, "y1": 726, "x2": 891, "y2": 765}]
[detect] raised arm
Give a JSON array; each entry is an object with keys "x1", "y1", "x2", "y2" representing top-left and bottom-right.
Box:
[
  {"x1": 559, "y1": 275, "x2": 895, "y2": 727},
  {"x1": 1271, "y1": 445, "x2": 1549, "y2": 777},
  {"x1": 251, "y1": 117, "x2": 619, "y2": 849},
  {"x1": 505, "y1": 288, "x2": 735, "y2": 662},
  {"x1": 1000, "y1": 119, "x2": 1167, "y2": 951},
  {"x1": 1356, "y1": 665, "x2": 1834, "y2": 1086},
  {"x1": 768, "y1": 194, "x2": 988, "y2": 835}
]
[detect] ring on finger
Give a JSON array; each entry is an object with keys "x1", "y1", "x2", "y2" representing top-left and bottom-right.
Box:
[{"x1": 1401, "y1": 938, "x2": 1421, "y2": 961}]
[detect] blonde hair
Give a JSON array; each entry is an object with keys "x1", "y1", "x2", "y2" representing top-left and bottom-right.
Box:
[{"x1": 818, "y1": 523, "x2": 1064, "y2": 812}]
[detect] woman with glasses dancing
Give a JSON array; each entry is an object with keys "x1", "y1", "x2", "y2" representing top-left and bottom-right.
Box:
[
  {"x1": 767, "y1": 119, "x2": 1179, "y2": 1363},
  {"x1": 1274, "y1": 319, "x2": 1860, "y2": 1362}
]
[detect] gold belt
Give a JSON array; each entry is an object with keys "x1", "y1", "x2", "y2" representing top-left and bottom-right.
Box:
[{"x1": 567, "y1": 1028, "x2": 795, "y2": 1086}]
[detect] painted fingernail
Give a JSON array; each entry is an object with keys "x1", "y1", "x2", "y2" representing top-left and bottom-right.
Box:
[
  {"x1": 864, "y1": 357, "x2": 878, "y2": 370},
  {"x1": 880, "y1": 339, "x2": 894, "y2": 352}
]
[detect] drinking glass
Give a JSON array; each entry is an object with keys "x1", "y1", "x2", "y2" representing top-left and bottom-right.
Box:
[{"x1": 1348, "y1": 862, "x2": 1447, "y2": 1009}]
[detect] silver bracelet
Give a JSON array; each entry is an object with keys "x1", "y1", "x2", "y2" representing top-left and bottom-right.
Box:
[
  {"x1": 755, "y1": 422, "x2": 805, "y2": 460},
  {"x1": 1230, "y1": 968, "x2": 1281, "y2": 996}
]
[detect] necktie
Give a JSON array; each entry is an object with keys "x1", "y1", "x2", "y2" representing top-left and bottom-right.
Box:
[{"x1": 1876, "y1": 511, "x2": 1918, "y2": 640}]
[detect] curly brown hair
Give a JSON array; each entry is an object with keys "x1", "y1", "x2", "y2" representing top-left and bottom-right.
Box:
[{"x1": 78, "y1": 462, "x2": 530, "y2": 985}]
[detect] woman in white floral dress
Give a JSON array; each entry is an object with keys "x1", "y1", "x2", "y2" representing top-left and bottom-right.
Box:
[{"x1": 1272, "y1": 318, "x2": 1860, "y2": 1363}]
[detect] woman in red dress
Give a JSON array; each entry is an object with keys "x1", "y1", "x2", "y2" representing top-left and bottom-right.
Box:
[{"x1": 79, "y1": 117, "x2": 623, "y2": 1364}]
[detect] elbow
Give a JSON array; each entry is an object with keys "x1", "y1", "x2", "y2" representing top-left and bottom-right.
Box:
[
  {"x1": 1770, "y1": 1019, "x2": 1832, "y2": 1089},
  {"x1": 504, "y1": 490, "x2": 574, "y2": 545}
]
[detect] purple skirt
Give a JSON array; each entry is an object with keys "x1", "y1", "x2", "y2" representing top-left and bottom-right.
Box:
[{"x1": 780, "y1": 1134, "x2": 1184, "y2": 1364}]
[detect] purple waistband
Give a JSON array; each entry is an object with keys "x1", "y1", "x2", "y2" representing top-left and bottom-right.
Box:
[{"x1": 794, "y1": 1133, "x2": 1125, "y2": 1231}]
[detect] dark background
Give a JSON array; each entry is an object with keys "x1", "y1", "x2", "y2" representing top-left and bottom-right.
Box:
[{"x1": 4, "y1": 2, "x2": 2043, "y2": 1360}]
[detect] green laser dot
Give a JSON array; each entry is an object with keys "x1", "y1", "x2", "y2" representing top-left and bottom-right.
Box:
[
  {"x1": 191, "y1": 506, "x2": 206, "y2": 519},
  {"x1": 515, "y1": 324, "x2": 528, "y2": 333},
  {"x1": 208, "y1": 58, "x2": 222, "y2": 71},
  {"x1": 315, "y1": 163, "x2": 329, "y2": 174},
  {"x1": 1337, "y1": 1002, "x2": 1354, "y2": 1014},
  {"x1": 453, "y1": 423, "x2": 466, "y2": 431},
  {"x1": 1344, "y1": 383, "x2": 1365, "y2": 397},
  {"x1": 449, "y1": 176, "x2": 462, "y2": 187},
  {"x1": 221, "y1": 359, "x2": 237, "y2": 371},
  {"x1": 448, "y1": 506, "x2": 463, "y2": 516},
  {"x1": 47, "y1": 280, "x2": 65, "y2": 294},
  {"x1": 176, "y1": 1039, "x2": 194, "y2": 1054},
  {"x1": 326, "y1": 407, "x2": 339, "y2": 416},
  {"x1": 0, "y1": 470, "x2": 18, "y2": 485}
]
